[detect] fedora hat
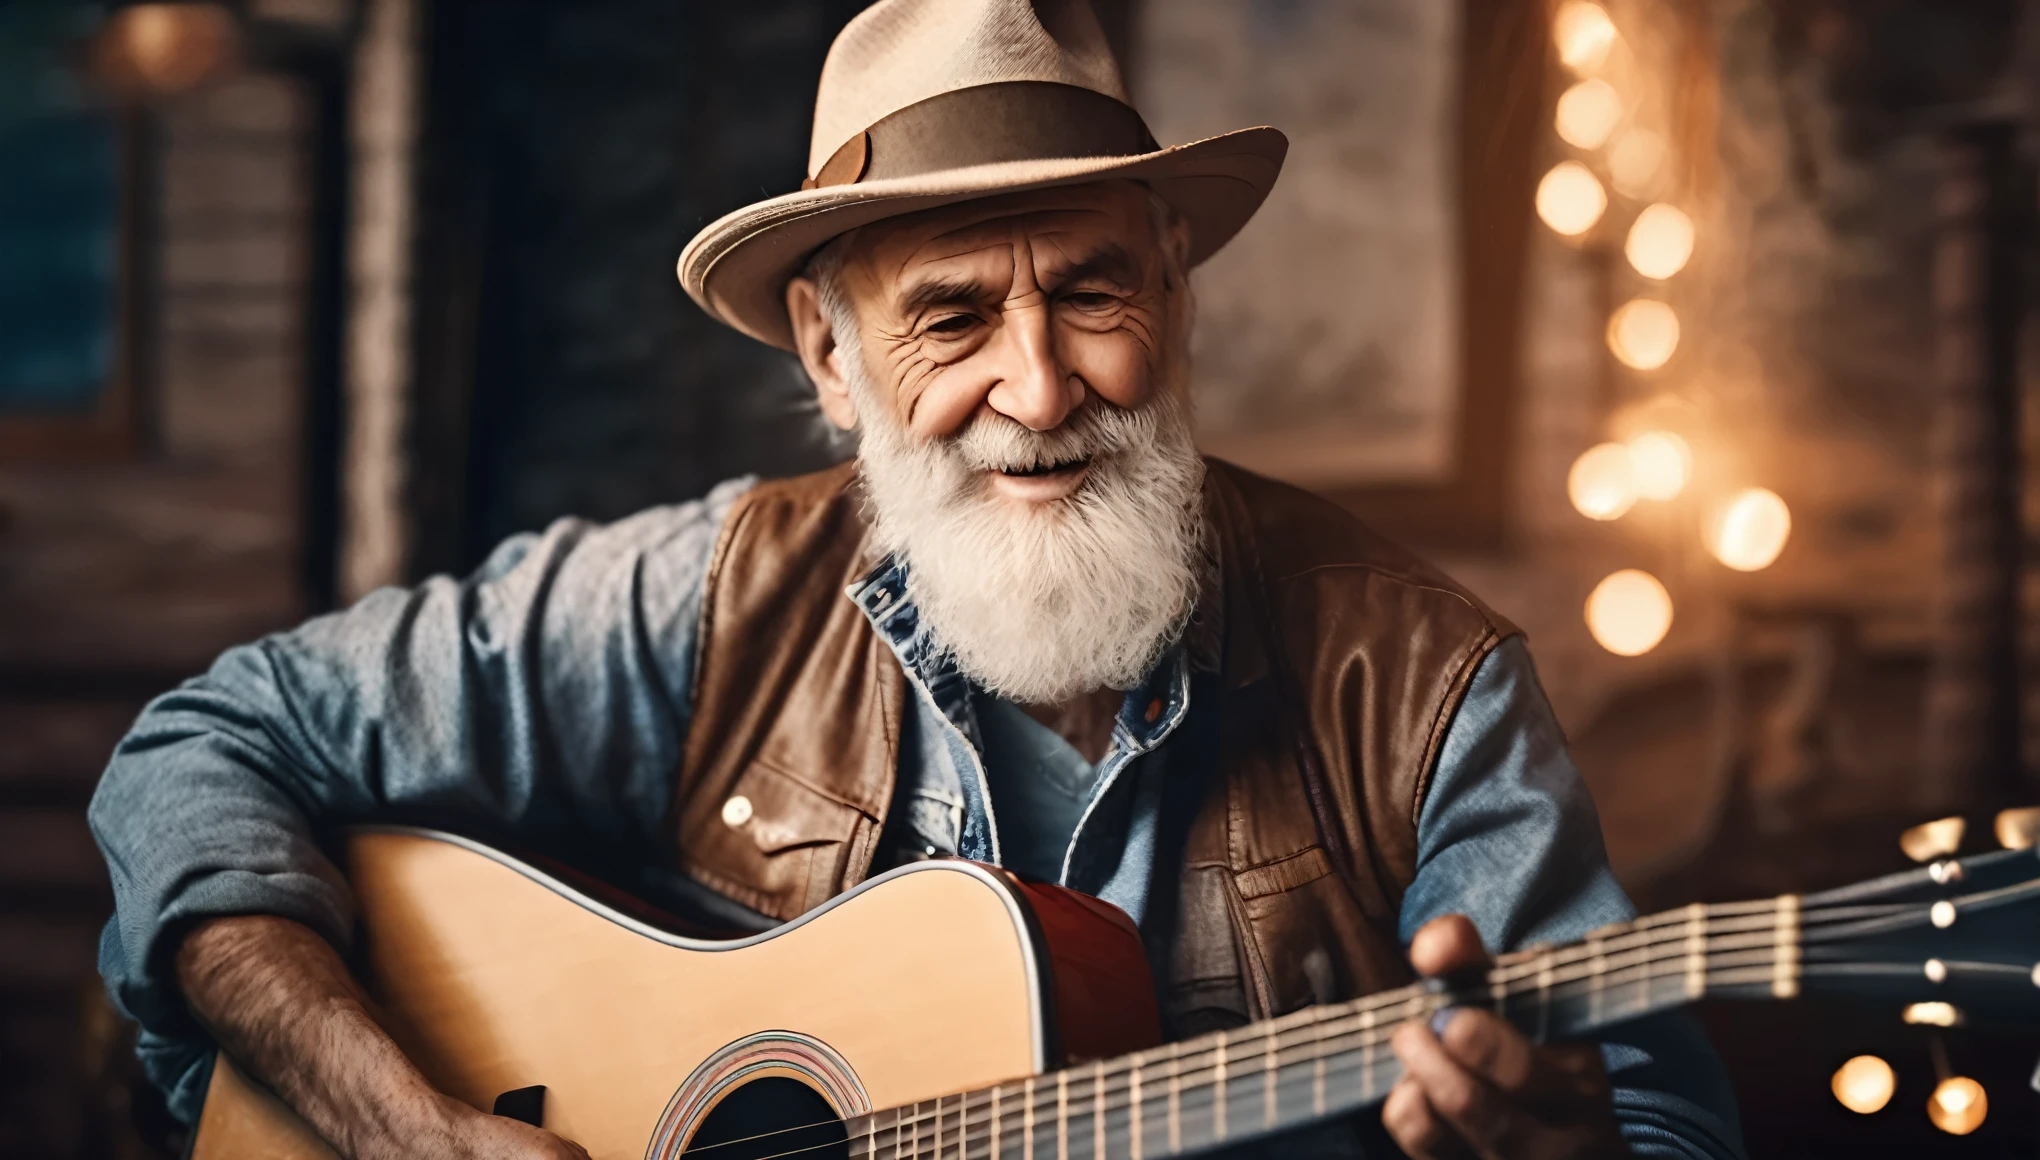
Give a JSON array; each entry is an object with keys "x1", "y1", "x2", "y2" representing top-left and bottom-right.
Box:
[{"x1": 677, "y1": 0, "x2": 1287, "y2": 350}]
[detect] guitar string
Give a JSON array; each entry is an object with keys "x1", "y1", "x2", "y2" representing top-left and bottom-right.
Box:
[
  {"x1": 680, "y1": 896, "x2": 1916, "y2": 1160},
  {"x1": 696, "y1": 937, "x2": 1803, "y2": 1160}
]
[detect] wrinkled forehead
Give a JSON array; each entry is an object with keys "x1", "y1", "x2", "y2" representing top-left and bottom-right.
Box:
[{"x1": 843, "y1": 180, "x2": 1154, "y2": 293}]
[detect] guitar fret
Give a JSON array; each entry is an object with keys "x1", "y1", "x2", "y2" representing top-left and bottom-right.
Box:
[
  {"x1": 1093, "y1": 1062, "x2": 1106, "y2": 1160},
  {"x1": 1056, "y1": 1070, "x2": 1068, "y2": 1160},
  {"x1": 1213, "y1": 1035, "x2": 1228, "y2": 1140},
  {"x1": 1684, "y1": 903, "x2": 1706, "y2": 998},
  {"x1": 1773, "y1": 895, "x2": 1801, "y2": 998},
  {"x1": 1023, "y1": 1078, "x2": 1035, "y2": 1160},
  {"x1": 1166, "y1": 1051, "x2": 1181, "y2": 1153},
  {"x1": 1587, "y1": 934, "x2": 1606, "y2": 1024},
  {"x1": 991, "y1": 1084, "x2": 1001, "y2": 1160},
  {"x1": 1262, "y1": 1022, "x2": 1277, "y2": 1129},
  {"x1": 1358, "y1": 1006, "x2": 1377, "y2": 1096},
  {"x1": 1129, "y1": 1054, "x2": 1144, "y2": 1160},
  {"x1": 1536, "y1": 949, "x2": 1554, "y2": 1043}
]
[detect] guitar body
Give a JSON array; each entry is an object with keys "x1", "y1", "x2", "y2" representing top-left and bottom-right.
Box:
[{"x1": 191, "y1": 828, "x2": 1161, "y2": 1159}]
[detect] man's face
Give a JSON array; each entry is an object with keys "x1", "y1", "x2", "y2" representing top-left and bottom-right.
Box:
[
  {"x1": 816, "y1": 180, "x2": 1183, "y2": 502},
  {"x1": 785, "y1": 180, "x2": 1205, "y2": 706}
]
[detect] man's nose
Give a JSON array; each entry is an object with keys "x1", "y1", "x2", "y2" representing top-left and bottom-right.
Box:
[{"x1": 984, "y1": 298, "x2": 1083, "y2": 431}]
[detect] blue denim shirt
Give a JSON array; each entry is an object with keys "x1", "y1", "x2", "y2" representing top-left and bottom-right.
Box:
[{"x1": 88, "y1": 477, "x2": 1744, "y2": 1157}]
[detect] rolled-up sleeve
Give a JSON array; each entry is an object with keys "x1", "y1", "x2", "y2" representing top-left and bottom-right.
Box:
[
  {"x1": 1402, "y1": 635, "x2": 1747, "y2": 1160},
  {"x1": 88, "y1": 476, "x2": 753, "y2": 1121}
]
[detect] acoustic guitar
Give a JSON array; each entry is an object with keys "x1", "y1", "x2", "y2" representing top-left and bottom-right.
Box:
[{"x1": 191, "y1": 825, "x2": 2040, "y2": 1159}]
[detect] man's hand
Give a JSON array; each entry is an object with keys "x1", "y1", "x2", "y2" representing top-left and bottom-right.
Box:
[
  {"x1": 176, "y1": 915, "x2": 591, "y2": 1159},
  {"x1": 1383, "y1": 915, "x2": 1626, "y2": 1160}
]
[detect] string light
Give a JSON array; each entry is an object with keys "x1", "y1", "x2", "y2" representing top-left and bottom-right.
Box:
[
  {"x1": 1555, "y1": 79, "x2": 1623, "y2": 150},
  {"x1": 1707, "y1": 488, "x2": 1790, "y2": 571},
  {"x1": 1607, "y1": 299, "x2": 1680, "y2": 370},
  {"x1": 1585, "y1": 570, "x2": 1673, "y2": 656},
  {"x1": 1608, "y1": 128, "x2": 1667, "y2": 198},
  {"x1": 1626, "y1": 431, "x2": 1691, "y2": 500},
  {"x1": 1536, "y1": 162, "x2": 1608, "y2": 236},
  {"x1": 1831, "y1": 1056, "x2": 1895, "y2": 1115},
  {"x1": 1553, "y1": 1, "x2": 1619, "y2": 73},
  {"x1": 1568, "y1": 443, "x2": 1638, "y2": 520},
  {"x1": 1899, "y1": 817, "x2": 1966, "y2": 863},
  {"x1": 1625, "y1": 204, "x2": 1696, "y2": 280},
  {"x1": 95, "y1": 3, "x2": 239, "y2": 94},
  {"x1": 1928, "y1": 1077, "x2": 1987, "y2": 1135}
]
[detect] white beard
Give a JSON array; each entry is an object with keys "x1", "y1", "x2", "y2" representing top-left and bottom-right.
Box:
[{"x1": 848, "y1": 365, "x2": 1207, "y2": 705}]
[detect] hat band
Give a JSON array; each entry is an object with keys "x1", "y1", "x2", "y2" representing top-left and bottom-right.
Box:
[{"x1": 802, "y1": 82, "x2": 1161, "y2": 190}]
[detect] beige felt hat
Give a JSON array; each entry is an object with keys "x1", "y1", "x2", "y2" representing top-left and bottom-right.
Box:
[{"x1": 676, "y1": 0, "x2": 1287, "y2": 351}]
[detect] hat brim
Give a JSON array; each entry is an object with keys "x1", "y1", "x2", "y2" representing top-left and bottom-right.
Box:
[{"x1": 677, "y1": 126, "x2": 1287, "y2": 350}]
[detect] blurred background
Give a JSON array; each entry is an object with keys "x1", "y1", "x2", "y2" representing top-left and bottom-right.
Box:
[{"x1": 1, "y1": 0, "x2": 2038, "y2": 1154}]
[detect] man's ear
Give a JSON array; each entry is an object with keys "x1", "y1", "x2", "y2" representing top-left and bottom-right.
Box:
[{"x1": 786, "y1": 276, "x2": 859, "y2": 431}]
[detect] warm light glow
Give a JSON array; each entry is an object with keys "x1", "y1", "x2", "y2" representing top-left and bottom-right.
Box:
[
  {"x1": 1536, "y1": 162, "x2": 1608, "y2": 237},
  {"x1": 1900, "y1": 817, "x2": 1966, "y2": 863},
  {"x1": 1554, "y1": 1, "x2": 1619, "y2": 73},
  {"x1": 1995, "y1": 806, "x2": 2039, "y2": 849},
  {"x1": 1707, "y1": 487, "x2": 1791, "y2": 571},
  {"x1": 1626, "y1": 431, "x2": 1691, "y2": 500},
  {"x1": 1626, "y1": 204, "x2": 1696, "y2": 280},
  {"x1": 98, "y1": 3, "x2": 238, "y2": 94},
  {"x1": 1568, "y1": 443, "x2": 1638, "y2": 520},
  {"x1": 1585, "y1": 570, "x2": 1672, "y2": 656},
  {"x1": 1902, "y1": 1002, "x2": 1962, "y2": 1027},
  {"x1": 1607, "y1": 299, "x2": 1680, "y2": 370},
  {"x1": 1555, "y1": 79, "x2": 1623, "y2": 150},
  {"x1": 1928, "y1": 1077, "x2": 1987, "y2": 1135},
  {"x1": 1831, "y1": 1056, "x2": 1896, "y2": 1115},
  {"x1": 1608, "y1": 129, "x2": 1667, "y2": 198}
]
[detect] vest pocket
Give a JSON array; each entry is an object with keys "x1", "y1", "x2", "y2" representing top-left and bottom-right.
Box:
[{"x1": 682, "y1": 759, "x2": 879, "y2": 920}]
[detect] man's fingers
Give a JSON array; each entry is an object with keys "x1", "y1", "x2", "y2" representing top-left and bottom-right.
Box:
[
  {"x1": 1381, "y1": 1077, "x2": 1477, "y2": 1160},
  {"x1": 1436, "y1": 1008, "x2": 1536, "y2": 1094},
  {"x1": 1408, "y1": 913, "x2": 1489, "y2": 978},
  {"x1": 1392, "y1": 1020, "x2": 1512, "y2": 1149}
]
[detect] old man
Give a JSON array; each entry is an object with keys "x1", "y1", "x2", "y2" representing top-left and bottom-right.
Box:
[{"x1": 92, "y1": 1, "x2": 1743, "y2": 1157}]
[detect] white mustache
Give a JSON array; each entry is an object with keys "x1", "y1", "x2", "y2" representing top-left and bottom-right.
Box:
[{"x1": 948, "y1": 399, "x2": 1158, "y2": 478}]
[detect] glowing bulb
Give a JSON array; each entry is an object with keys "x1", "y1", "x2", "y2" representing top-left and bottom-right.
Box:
[
  {"x1": 1831, "y1": 1055, "x2": 1895, "y2": 1115},
  {"x1": 1554, "y1": 1, "x2": 1618, "y2": 73},
  {"x1": 1567, "y1": 443, "x2": 1639, "y2": 520},
  {"x1": 1608, "y1": 129, "x2": 1667, "y2": 198},
  {"x1": 1707, "y1": 488, "x2": 1791, "y2": 571},
  {"x1": 1537, "y1": 162, "x2": 1608, "y2": 237},
  {"x1": 1994, "y1": 806, "x2": 2039, "y2": 849},
  {"x1": 1902, "y1": 1002, "x2": 1961, "y2": 1027},
  {"x1": 1928, "y1": 1077, "x2": 1987, "y2": 1135},
  {"x1": 1626, "y1": 204, "x2": 1696, "y2": 280},
  {"x1": 1585, "y1": 570, "x2": 1672, "y2": 656},
  {"x1": 1607, "y1": 299, "x2": 1680, "y2": 370},
  {"x1": 1556, "y1": 79, "x2": 1623, "y2": 150},
  {"x1": 1626, "y1": 431, "x2": 1691, "y2": 500},
  {"x1": 99, "y1": 3, "x2": 238, "y2": 94}
]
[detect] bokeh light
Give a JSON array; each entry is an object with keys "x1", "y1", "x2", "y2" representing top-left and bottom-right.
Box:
[
  {"x1": 1831, "y1": 1056, "x2": 1895, "y2": 1115},
  {"x1": 1626, "y1": 204, "x2": 1695, "y2": 280},
  {"x1": 1585, "y1": 570, "x2": 1672, "y2": 656},
  {"x1": 1554, "y1": 1, "x2": 1619, "y2": 73},
  {"x1": 1568, "y1": 442, "x2": 1638, "y2": 520},
  {"x1": 1536, "y1": 162, "x2": 1607, "y2": 237},
  {"x1": 1901, "y1": 1002, "x2": 1961, "y2": 1027},
  {"x1": 1626, "y1": 431, "x2": 1691, "y2": 501},
  {"x1": 96, "y1": 3, "x2": 239, "y2": 95},
  {"x1": 1607, "y1": 299, "x2": 1680, "y2": 370},
  {"x1": 1555, "y1": 79, "x2": 1623, "y2": 150},
  {"x1": 1928, "y1": 1077, "x2": 1987, "y2": 1135},
  {"x1": 1899, "y1": 816, "x2": 1966, "y2": 863},
  {"x1": 1608, "y1": 128, "x2": 1667, "y2": 198},
  {"x1": 1707, "y1": 487, "x2": 1791, "y2": 571},
  {"x1": 1994, "y1": 806, "x2": 2039, "y2": 849}
]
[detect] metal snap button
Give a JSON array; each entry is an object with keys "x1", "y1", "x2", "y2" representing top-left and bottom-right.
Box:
[{"x1": 721, "y1": 795, "x2": 754, "y2": 828}]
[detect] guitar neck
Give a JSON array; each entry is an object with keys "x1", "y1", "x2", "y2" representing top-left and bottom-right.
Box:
[{"x1": 846, "y1": 895, "x2": 1812, "y2": 1160}]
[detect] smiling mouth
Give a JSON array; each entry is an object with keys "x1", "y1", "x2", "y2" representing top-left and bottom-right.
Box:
[{"x1": 999, "y1": 455, "x2": 1091, "y2": 478}]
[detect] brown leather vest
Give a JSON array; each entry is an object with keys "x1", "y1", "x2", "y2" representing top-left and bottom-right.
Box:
[{"x1": 668, "y1": 460, "x2": 1517, "y2": 1029}]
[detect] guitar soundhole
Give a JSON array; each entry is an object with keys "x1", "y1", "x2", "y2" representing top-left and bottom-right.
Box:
[{"x1": 684, "y1": 1076, "x2": 848, "y2": 1160}]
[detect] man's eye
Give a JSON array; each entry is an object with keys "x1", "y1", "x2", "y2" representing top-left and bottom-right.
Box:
[
  {"x1": 1064, "y1": 292, "x2": 1117, "y2": 310},
  {"x1": 926, "y1": 314, "x2": 979, "y2": 335}
]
